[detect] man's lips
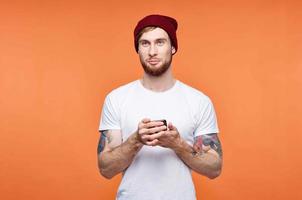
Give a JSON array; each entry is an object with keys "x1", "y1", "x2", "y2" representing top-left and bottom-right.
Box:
[{"x1": 147, "y1": 59, "x2": 160, "y2": 65}]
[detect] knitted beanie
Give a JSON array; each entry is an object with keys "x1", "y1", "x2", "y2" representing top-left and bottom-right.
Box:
[{"x1": 134, "y1": 14, "x2": 178, "y2": 53}]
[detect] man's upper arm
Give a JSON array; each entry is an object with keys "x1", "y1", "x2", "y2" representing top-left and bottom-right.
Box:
[
  {"x1": 193, "y1": 133, "x2": 223, "y2": 158},
  {"x1": 97, "y1": 129, "x2": 122, "y2": 154}
]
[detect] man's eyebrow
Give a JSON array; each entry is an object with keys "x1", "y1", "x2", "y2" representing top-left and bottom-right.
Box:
[
  {"x1": 139, "y1": 39, "x2": 149, "y2": 42},
  {"x1": 156, "y1": 38, "x2": 168, "y2": 41},
  {"x1": 139, "y1": 38, "x2": 168, "y2": 42}
]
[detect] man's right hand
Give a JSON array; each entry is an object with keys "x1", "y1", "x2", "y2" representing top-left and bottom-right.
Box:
[{"x1": 136, "y1": 118, "x2": 167, "y2": 146}]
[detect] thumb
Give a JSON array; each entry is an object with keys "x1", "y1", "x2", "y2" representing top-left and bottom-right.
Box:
[{"x1": 168, "y1": 122, "x2": 176, "y2": 131}]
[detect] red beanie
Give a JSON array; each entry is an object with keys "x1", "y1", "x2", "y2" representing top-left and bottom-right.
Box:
[{"x1": 134, "y1": 14, "x2": 178, "y2": 53}]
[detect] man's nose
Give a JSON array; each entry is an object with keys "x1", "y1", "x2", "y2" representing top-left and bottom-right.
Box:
[{"x1": 148, "y1": 44, "x2": 158, "y2": 56}]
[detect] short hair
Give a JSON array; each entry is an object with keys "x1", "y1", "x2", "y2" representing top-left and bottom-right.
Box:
[{"x1": 137, "y1": 26, "x2": 157, "y2": 43}]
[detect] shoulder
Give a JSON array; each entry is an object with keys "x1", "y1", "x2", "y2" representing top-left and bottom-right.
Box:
[
  {"x1": 177, "y1": 80, "x2": 212, "y2": 105},
  {"x1": 103, "y1": 80, "x2": 139, "y2": 109},
  {"x1": 106, "y1": 80, "x2": 138, "y2": 99}
]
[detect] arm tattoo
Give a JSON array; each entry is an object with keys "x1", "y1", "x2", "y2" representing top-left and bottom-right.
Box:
[
  {"x1": 193, "y1": 133, "x2": 223, "y2": 158},
  {"x1": 97, "y1": 130, "x2": 108, "y2": 154},
  {"x1": 107, "y1": 132, "x2": 113, "y2": 144}
]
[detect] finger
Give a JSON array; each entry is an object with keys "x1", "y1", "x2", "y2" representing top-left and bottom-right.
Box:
[
  {"x1": 138, "y1": 128, "x2": 151, "y2": 136},
  {"x1": 145, "y1": 139, "x2": 159, "y2": 146},
  {"x1": 144, "y1": 131, "x2": 164, "y2": 141},
  {"x1": 146, "y1": 125, "x2": 167, "y2": 134},
  {"x1": 141, "y1": 118, "x2": 151, "y2": 123},
  {"x1": 140, "y1": 130, "x2": 162, "y2": 139},
  {"x1": 138, "y1": 127, "x2": 157, "y2": 136},
  {"x1": 141, "y1": 120, "x2": 164, "y2": 129},
  {"x1": 138, "y1": 118, "x2": 151, "y2": 129},
  {"x1": 139, "y1": 134, "x2": 155, "y2": 144}
]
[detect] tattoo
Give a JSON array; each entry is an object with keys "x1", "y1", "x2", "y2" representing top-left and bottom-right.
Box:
[
  {"x1": 192, "y1": 136, "x2": 203, "y2": 156},
  {"x1": 107, "y1": 133, "x2": 113, "y2": 144},
  {"x1": 193, "y1": 133, "x2": 223, "y2": 158},
  {"x1": 97, "y1": 130, "x2": 108, "y2": 154}
]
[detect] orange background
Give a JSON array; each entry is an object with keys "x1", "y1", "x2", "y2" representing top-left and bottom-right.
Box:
[{"x1": 1, "y1": 0, "x2": 301, "y2": 199}]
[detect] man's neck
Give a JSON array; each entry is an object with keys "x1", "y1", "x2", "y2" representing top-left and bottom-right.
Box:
[{"x1": 140, "y1": 69, "x2": 176, "y2": 92}]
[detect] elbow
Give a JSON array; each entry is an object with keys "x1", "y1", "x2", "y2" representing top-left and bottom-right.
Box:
[
  {"x1": 206, "y1": 159, "x2": 222, "y2": 179},
  {"x1": 99, "y1": 168, "x2": 115, "y2": 179},
  {"x1": 207, "y1": 168, "x2": 221, "y2": 179},
  {"x1": 98, "y1": 157, "x2": 115, "y2": 179}
]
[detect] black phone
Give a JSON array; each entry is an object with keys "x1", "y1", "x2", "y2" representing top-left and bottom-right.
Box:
[{"x1": 156, "y1": 119, "x2": 167, "y2": 130}]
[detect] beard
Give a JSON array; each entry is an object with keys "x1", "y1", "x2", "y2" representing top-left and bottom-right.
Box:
[{"x1": 140, "y1": 55, "x2": 173, "y2": 77}]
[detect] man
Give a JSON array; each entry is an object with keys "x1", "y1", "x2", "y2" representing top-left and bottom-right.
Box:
[{"x1": 97, "y1": 14, "x2": 222, "y2": 200}]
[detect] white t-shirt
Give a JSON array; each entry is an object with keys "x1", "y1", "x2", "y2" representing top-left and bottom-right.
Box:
[{"x1": 99, "y1": 80, "x2": 219, "y2": 200}]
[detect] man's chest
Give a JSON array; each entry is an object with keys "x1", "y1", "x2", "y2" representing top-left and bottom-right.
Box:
[{"x1": 119, "y1": 95, "x2": 196, "y2": 144}]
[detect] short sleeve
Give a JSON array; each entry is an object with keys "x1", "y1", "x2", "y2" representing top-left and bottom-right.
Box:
[
  {"x1": 194, "y1": 98, "x2": 219, "y2": 136},
  {"x1": 98, "y1": 93, "x2": 121, "y2": 131}
]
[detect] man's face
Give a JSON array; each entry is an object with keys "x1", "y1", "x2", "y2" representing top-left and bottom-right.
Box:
[{"x1": 138, "y1": 27, "x2": 176, "y2": 76}]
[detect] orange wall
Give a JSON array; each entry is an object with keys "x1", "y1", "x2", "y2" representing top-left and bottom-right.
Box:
[{"x1": 1, "y1": 0, "x2": 301, "y2": 199}]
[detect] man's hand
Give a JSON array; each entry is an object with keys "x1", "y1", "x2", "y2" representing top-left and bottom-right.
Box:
[
  {"x1": 143, "y1": 122, "x2": 182, "y2": 149},
  {"x1": 136, "y1": 118, "x2": 167, "y2": 145}
]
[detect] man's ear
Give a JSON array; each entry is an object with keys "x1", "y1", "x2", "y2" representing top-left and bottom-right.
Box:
[{"x1": 172, "y1": 46, "x2": 176, "y2": 54}]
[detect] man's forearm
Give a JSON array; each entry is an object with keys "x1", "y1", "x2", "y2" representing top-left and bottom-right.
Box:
[
  {"x1": 173, "y1": 139, "x2": 222, "y2": 179},
  {"x1": 98, "y1": 133, "x2": 143, "y2": 179}
]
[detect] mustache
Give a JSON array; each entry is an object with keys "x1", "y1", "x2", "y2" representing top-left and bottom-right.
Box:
[{"x1": 146, "y1": 57, "x2": 160, "y2": 61}]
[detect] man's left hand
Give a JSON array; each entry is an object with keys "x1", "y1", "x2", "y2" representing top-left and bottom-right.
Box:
[{"x1": 145, "y1": 122, "x2": 182, "y2": 149}]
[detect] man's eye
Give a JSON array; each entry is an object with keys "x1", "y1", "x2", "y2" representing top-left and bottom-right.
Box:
[
  {"x1": 141, "y1": 41, "x2": 149, "y2": 46},
  {"x1": 157, "y1": 40, "x2": 165, "y2": 46}
]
